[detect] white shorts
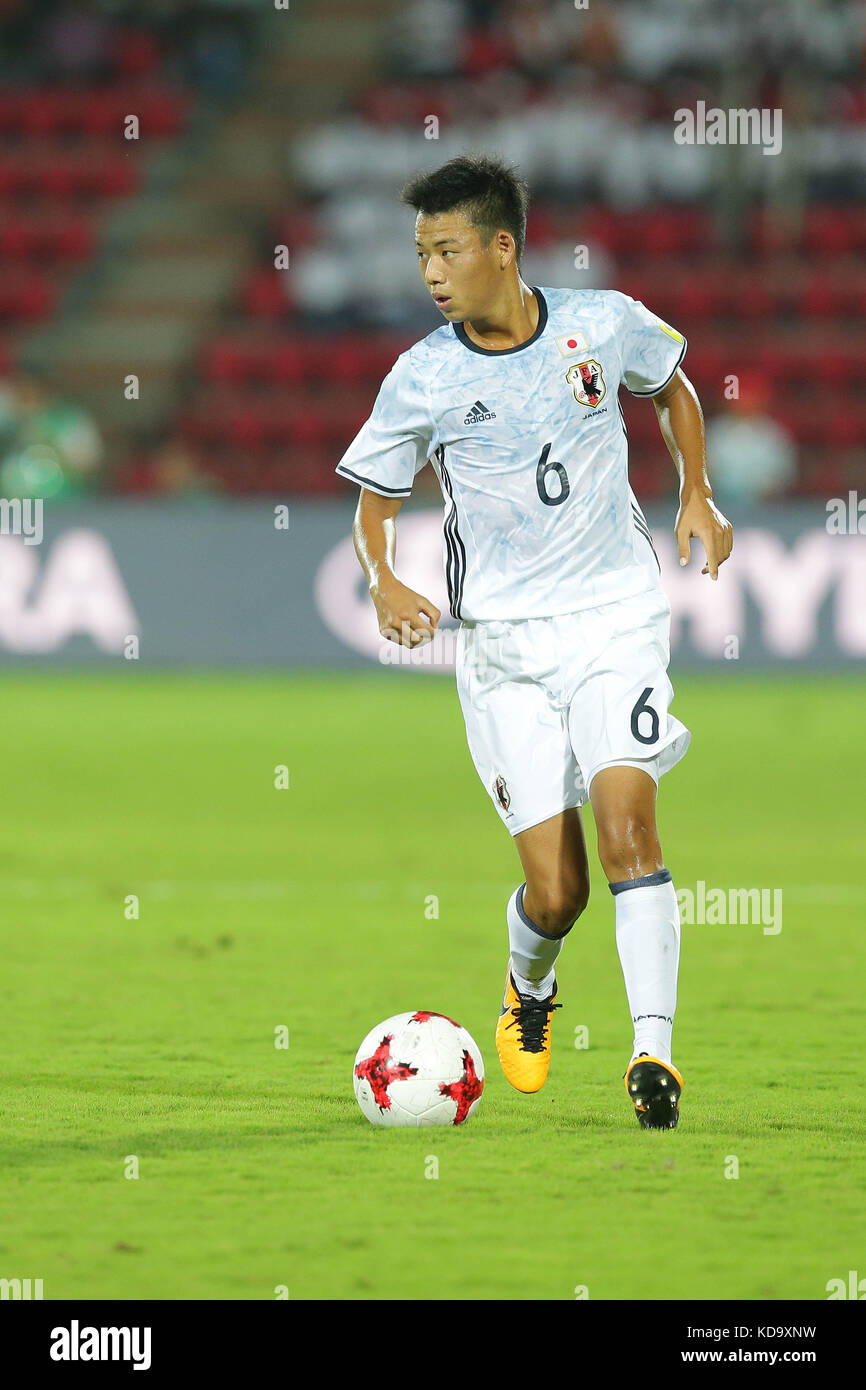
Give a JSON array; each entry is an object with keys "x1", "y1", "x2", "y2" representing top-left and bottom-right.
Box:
[{"x1": 455, "y1": 587, "x2": 691, "y2": 836}]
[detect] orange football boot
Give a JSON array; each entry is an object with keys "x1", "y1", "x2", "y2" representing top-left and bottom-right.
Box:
[{"x1": 495, "y1": 960, "x2": 561, "y2": 1093}]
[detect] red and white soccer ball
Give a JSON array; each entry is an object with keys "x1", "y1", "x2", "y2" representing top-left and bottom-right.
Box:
[{"x1": 353, "y1": 1011, "x2": 485, "y2": 1127}]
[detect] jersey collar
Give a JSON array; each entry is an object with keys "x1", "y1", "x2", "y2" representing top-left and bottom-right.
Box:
[{"x1": 452, "y1": 286, "x2": 548, "y2": 357}]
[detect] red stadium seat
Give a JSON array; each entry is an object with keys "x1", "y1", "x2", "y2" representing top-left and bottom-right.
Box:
[
  {"x1": 0, "y1": 91, "x2": 21, "y2": 133},
  {"x1": 818, "y1": 350, "x2": 853, "y2": 388},
  {"x1": 114, "y1": 31, "x2": 163, "y2": 79},
  {"x1": 330, "y1": 341, "x2": 368, "y2": 385},
  {"x1": 8, "y1": 271, "x2": 54, "y2": 320},
  {"x1": 228, "y1": 410, "x2": 266, "y2": 448},
  {"x1": 579, "y1": 206, "x2": 619, "y2": 254},
  {"x1": 321, "y1": 400, "x2": 370, "y2": 447},
  {"x1": 462, "y1": 27, "x2": 514, "y2": 77},
  {"x1": 300, "y1": 340, "x2": 337, "y2": 384},
  {"x1": 242, "y1": 270, "x2": 290, "y2": 319},
  {"x1": 177, "y1": 409, "x2": 213, "y2": 444},
  {"x1": 286, "y1": 411, "x2": 326, "y2": 448},
  {"x1": 641, "y1": 208, "x2": 685, "y2": 256},
  {"x1": 241, "y1": 403, "x2": 281, "y2": 448},
  {"x1": 800, "y1": 456, "x2": 847, "y2": 495},
  {"x1": 82, "y1": 90, "x2": 124, "y2": 138},
  {"x1": 0, "y1": 219, "x2": 37, "y2": 258},
  {"x1": 20, "y1": 90, "x2": 63, "y2": 135},
  {"x1": 41, "y1": 158, "x2": 77, "y2": 199},
  {"x1": 827, "y1": 413, "x2": 863, "y2": 449},
  {"x1": 803, "y1": 207, "x2": 856, "y2": 255},
  {"x1": 848, "y1": 209, "x2": 866, "y2": 252},
  {"x1": 93, "y1": 155, "x2": 138, "y2": 197},
  {"x1": 774, "y1": 402, "x2": 824, "y2": 445},
  {"x1": 139, "y1": 89, "x2": 187, "y2": 139},
  {"x1": 800, "y1": 275, "x2": 846, "y2": 318},
  {"x1": 363, "y1": 339, "x2": 407, "y2": 379},
  {"x1": 289, "y1": 450, "x2": 344, "y2": 494},
  {"x1": 524, "y1": 204, "x2": 557, "y2": 248},
  {"x1": 54, "y1": 216, "x2": 95, "y2": 262},
  {"x1": 748, "y1": 207, "x2": 795, "y2": 254},
  {"x1": 731, "y1": 272, "x2": 775, "y2": 320},
  {"x1": 358, "y1": 85, "x2": 414, "y2": 126},
  {"x1": 668, "y1": 273, "x2": 726, "y2": 320},
  {"x1": 846, "y1": 278, "x2": 866, "y2": 319},
  {"x1": 684, "y1": 344, "x2": 726, "y2": 385},
  {"x1": 271, "y1": 342, "x2": 306, "y2": 384},
  {"x1": 202, "y1": 339, "x2": 246, "y2": 384}
]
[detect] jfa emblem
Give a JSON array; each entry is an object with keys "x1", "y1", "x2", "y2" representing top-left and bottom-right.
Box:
[
  {"x1": 567, "y1": 360, "x2": 605, "y2": 408},
  {"x1": 494, "y1": 775, "x2": 511, "y2": 812}
]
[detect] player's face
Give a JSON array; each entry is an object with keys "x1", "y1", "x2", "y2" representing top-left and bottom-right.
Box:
[{"x1": 414, "y1": 212, "x2": 502, "y2": 320}]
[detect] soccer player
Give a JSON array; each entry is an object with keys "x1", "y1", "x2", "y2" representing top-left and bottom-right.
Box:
[{"x1": 335, "y1": 155, "x2": 732, "y2": 1128}]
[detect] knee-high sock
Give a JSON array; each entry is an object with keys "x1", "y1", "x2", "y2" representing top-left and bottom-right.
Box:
[
  {"x1": 610, "y1": 869, "x2": 680, "y2": 1064},
  {"x1": 506, "y1": 883, "x2": 563, "y2": 1000}
]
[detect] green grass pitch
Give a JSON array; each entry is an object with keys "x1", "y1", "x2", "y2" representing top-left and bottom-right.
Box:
[{"x1": 1, "y1": 669, "x2": 864, "y2": 1301}]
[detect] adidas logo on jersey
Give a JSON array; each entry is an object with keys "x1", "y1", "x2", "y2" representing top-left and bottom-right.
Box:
[{"x1": 464, "y1": 400, "x2": 496, "y2": 425}]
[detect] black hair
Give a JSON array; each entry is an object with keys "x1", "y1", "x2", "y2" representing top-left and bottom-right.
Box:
[{"x1": 400, "y1": 153, "x2": 530, "y2": 263}]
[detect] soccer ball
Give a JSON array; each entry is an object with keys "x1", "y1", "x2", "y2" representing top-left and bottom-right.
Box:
[{"x1": 353, "y1": 1010, "x2": 485, "y2": 1127}]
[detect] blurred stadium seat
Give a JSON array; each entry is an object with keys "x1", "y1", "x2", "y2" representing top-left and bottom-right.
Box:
[{"x1": 1, "y1": 0, "x2": 864, "y2": 499}]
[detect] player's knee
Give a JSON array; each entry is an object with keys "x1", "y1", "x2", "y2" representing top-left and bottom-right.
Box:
[
  {"x1": 527, "y1": 880, "x2": 590, "y2": 938},
  {"x1": 596, "y1": 811, "x2": 661, "y2": 881}
]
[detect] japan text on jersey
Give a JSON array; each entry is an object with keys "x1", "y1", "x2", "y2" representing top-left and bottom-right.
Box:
[{"x1": 335, "y1": 286, "x2": 687, "y2": 622}]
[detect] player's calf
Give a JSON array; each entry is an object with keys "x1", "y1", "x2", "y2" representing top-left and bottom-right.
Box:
[
  {"x1": 509, "y1": 879, "x2": 587, "y2": 998},
  {"x1": 590, "y1": 769, "x2": 684, "y2": 1116},
  {"x1": 520, "y1": 879, "x2": 589, "y2": 944}
]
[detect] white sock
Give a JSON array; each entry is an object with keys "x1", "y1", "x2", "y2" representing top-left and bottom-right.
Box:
[
  {"x1": 611, "y1": 870, "x2": 680, "y2": 1065},
  {"x1": 506, "y1": 883, "x2": 562, "y2": 1000}
]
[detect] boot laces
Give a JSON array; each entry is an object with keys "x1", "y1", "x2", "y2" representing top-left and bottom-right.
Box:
[{"x1": 505, "y1": 992, "x2": 561, "y2": 1053}]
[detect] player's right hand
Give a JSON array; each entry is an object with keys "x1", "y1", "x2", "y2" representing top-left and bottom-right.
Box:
[{"x1": 370, "y1": 577, "x2": 441, "y2": 648}]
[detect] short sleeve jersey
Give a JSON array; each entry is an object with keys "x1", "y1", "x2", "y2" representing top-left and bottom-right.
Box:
[{"x1": 335, "y1": 286, "x2": 687, "y2": 621}]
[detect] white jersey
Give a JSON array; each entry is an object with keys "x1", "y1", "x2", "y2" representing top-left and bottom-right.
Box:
[{"x1": 335, "y1": 285, "x2": 686, "y2": 621}]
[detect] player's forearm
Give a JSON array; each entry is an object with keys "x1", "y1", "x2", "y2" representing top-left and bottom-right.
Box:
[
  {"x1": 352, "y1": 489, "x2": 401, "y2": 592},
  {"x1": 350, "y1": 488, "x2": 441, "y2": 643},
  {"x1": 653, "y1": 375, "x2": 712, "y2": 501},
  {"x1": 659, "y1": 373, "x2": 734, "y2": 578}
]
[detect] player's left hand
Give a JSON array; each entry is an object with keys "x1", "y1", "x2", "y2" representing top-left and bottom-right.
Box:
[{"x1": 675, "y1": 491, "x2": 733, "y2": 580}]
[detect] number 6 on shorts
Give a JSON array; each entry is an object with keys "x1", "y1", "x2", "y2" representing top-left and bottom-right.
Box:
[{"x1": 630, "y1": 687, "x2": 660, "y2": 745}]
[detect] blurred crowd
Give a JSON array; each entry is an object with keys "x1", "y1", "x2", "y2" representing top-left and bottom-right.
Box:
[
  {"x1": 2, "y1": 0, "x2": 862, "y2": 502},
  {"x1": 0, "y1": 0, "x2": 256, "y2": 97},
  {"x1": 290, "y1": 0, "x2": 866, "y2": 325},
  {"x1": 0, "y1": 371, "x2": 103, "y2": 500},
  {"x1": 385, "y1": 0, "x2": 864, "y2": 83},
  {"x1": 705, "y1": 376, "x2": 796, "y2": 508}
]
